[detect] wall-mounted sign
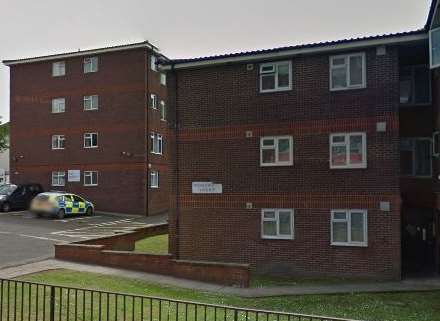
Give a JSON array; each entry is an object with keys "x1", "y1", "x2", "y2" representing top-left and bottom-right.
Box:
[
  {"x1": 192, "y1": 182, "x2": 222, "y2": 194},
  {"x1": 68, "y1": 170, "x2": 81, "y2": 182}
]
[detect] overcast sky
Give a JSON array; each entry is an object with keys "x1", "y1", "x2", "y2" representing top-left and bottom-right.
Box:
[{"x1": 0, "y1": 0, "x2": 431, "y2": 123}]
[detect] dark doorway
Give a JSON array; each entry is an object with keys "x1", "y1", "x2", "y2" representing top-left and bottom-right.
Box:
[{"x1": 402, "y1": 207, "x2": 438, "y2": 276}]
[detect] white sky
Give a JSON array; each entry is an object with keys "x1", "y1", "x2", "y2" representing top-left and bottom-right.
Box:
[{"x1": 0, "y1": 0, "x2": 432, "y2": 123}]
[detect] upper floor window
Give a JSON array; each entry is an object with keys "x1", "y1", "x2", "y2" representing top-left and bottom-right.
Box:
[
  {"x1": 259, "y1": 61, "x2": 292, "y2": 93},
  {"x1": 160, "y1": 73, "x2": 167, "y2": 86},
  {"x1": 84, "y1": 95, "x2": 99, "y2": 111},
  {"x1": 329, "y1": 53, "x2": 366, "y2": 91},
  {"x1": 51, "y1": 171, "x2": 65, "y2": 186},
  {"x1": 51, "y1": 135, "x2": 65, "y2": 150},
  {"x1": 150, "y1": 55, "x2": 157, "y2": 71},
  {"x1": 400, "y1": 137, "x2": 432, "y2": 177},
  {"x1": 400, "y1": 65, "x2": 431, "y2": 105},
  {"x1": 150, "y1": 133, "x2": 163, "y2": 155},
  {"x1": 160, "y1": 100, "x2": 166, "y2": 121},
  {"x1": 261, "y1": 209, "x2": 294, "y2": 240},
  {"x1": 84, "y1": 57, "x2": 98, "y2": 73},
  {"x1": 260, "y1": 136, "x2": 293, "y2": 166},
  {"x1": 330, "y1": 133, "x2": 366, "y2": 169},
  {"x1": 149, "y1": 170, "x2": 159, "y2": 188},
  {"x1": 84, "y1": 171, "x2": 98, "y2": 186},
  {"x1": 430, "y1": 27, "x2": 440, "y2": 69},
  {"x1": 51, "y1": 98, "x2": 65, "y2": 113},
  {"x1": 149, "y1": 94, "x2": 157, "y2": 109},
  {"x1": 52, "y1": 61, "x2": 65, "y2": 77},
  {"x1": 331, "y1": 210, "x2": 368, "y2": 247},
  {"x1": 84, "y1": 132, "x2": 98, "y2": 148}
]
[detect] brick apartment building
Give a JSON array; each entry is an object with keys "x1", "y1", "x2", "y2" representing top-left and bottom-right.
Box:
[
  {"x1": 3, "y1": 42, "x2": 170, "y2": 215},
  {"x1": 4, "y1": 0, "x2": 440, "y2": 279},
  {"x1": 163, "y1": 1, "x2": 440, "y2": 279}
]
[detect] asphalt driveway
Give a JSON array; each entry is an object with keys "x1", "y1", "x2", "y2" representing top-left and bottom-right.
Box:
[{"x1": 0, "y1": 211, "x2": 167, "y2": 269}]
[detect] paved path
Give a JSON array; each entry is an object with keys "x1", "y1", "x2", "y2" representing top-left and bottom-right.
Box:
[
  {"x1": 0, "y1": 211, "x2": 167, "y2": 269},
  {"x1": 1, "y1": 259, "x2": 440, "y2": 298}
]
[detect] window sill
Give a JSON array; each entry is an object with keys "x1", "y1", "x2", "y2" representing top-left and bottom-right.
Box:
[
  {"x1": 331, "y1": 242, "x2": 368, "y2": 247},
  {"x1": 51, "y1": 148, "x2": 65, "y2": 150},
  {"x1": 262, "y1": 236, "x2": 294, "y2": 240},
  {"x1": 84, "y1": 146, "x2": 99, "y2": 149},
  {"x1": 259, "y1": 87, "x2": 292, "y2": 94},
  {"x1": 84, "y1": 108, "x2": 99, "y2": 111},
  {"x1": 51, "y1": 112, "x2": 65, "y2": 114},
  {"x1": 330, "y1": 164, "x2": 367, "y2": 169},
  {"x1": 330, "y1": 85, "x2": 366, "y2": 92},
  {"x1": 84, "y1": 184, "x2": 98, "y2": 187},
  {"x1": 260, "y1": 162, "x2": 293, "y2": 167}
]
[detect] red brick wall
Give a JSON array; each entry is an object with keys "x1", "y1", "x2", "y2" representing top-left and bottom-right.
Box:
[
  {"x1": 9, "y1": 48, "x2": 170, "y2": 216},
  {"x1": 169, "y1": 47, "x2": 402, "y2": 279}
]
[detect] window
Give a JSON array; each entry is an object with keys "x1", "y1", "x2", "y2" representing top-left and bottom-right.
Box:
[
  {"x1": 150, "y1": 55, "x2": 157, "y2": 71},
  {"x1": 51, "y1": 98, "x2": 65, "y2": 113},
  {"x1": 330, "y1": 133, "x2": 367, "y2": 169},
  {"x1": 52, "y1": 61, "x2": 65, "y2": 77},
  {"x1": 84, "y1": 171, "x2": 98, "y2": 186},
  {"x1": 84, "y1": 57, "x2": 98, "y2": 73},
  {"x1": 84, "y1": 95, "x2": 99, "y2": 111},
  {"x1": 400, "y1": 65, "x2": 431, "y2": 105},
  {"x1": 433, "y1": 132, "x2": 439, "y2": 157},
  {"x1": 160, "y1": 73, "x2": 167, "y2": 86},
  {"x1": 51, "y1": 135, "x2": 65, "y2": 150},
  {"x1": 329, "y1": 53, "x2": 366, "y2": 90},
  {"x1": 400, "y1": 137, "x2": 432, "y2": 177},
  {"x1": 51, "y1": 171, "x2": 65, "y2": 186},
  {"x1": 259, "y1": 61, "x2": 292, "y2": 93},
  {"x1": 149, "y1": 94, "x2": 157, "y2": 109},
  {"x1": 150, "y1": 133, "x2": 163, "y2": 154},
  {"x1": 160, "y1": 101, "x2": 166, "y2": 121},
  {"x1": 84, "y1": 133, "x2": 98, "y2": 148},
  {"x1": 331, "y1": 210, "x2": 368, "y2": 246},
  {"x1": 430, "y1": 27, "x2": 440, "y2": 69},
  {"x1": 261, "y1": 209, "x2": 294, "y2": 239},
  {"x1": 260, "y1": 136, "x2": 293, "y2": 166},
  {"x1": 150, "y1": 170, "x2": 159, "y2": 188}
]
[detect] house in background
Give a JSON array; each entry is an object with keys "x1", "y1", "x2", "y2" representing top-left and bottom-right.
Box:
[{"x1": 0, "y1": 122, "x2": 10, "y2": 184}]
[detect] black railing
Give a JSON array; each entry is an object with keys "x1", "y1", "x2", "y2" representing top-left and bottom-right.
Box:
[{"x1": 0, "y1": 279, "x2": 361, "y2": 321}]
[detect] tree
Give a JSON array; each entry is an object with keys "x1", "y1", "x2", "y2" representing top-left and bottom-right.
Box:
[{"x1": 0, "y1": 122, "x2": 9, "y2": 152}]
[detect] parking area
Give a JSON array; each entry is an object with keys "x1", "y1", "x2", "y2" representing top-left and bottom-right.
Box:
[{"x1": 0, "y1": 211, "x2": 167, "y2": 269}]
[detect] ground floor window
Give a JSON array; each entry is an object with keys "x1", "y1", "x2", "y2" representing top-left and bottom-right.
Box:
[
  {"x1": 400, "y1": 137, "x2": 432, "y2": 177},
  {"x1": 51, "y1": 171, "x2": 65, "y2": 186},
  {"x1": 150, "y1": 170, "x2": 159, "y2": 188},
  {"x1": 84, "y1": 171, "x2": 98, "y2": 186},
  {"x1": 331, "y1": 209, "x2": 368, "y2": 246},
  {"x1": 261, "y1": 209, "x2": 294, "y2": 239}
]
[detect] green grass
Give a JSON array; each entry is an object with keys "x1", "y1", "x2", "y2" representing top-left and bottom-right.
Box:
[
  {"x1": 251, "y1": 274, "x2": 375, "y2": 288},
  {"x1": 134, "y1": 234, "x2": 169, "y2": 254},
  {"x1": 17, "y1": 269, "x2": 440, "y2": 321}
]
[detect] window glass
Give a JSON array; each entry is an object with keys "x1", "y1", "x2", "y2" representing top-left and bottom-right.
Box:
[
  {"x1": 52, "y1": 98, "x2": 65, "y2": 113},
  {"x1": 277, "y1": 64, "x2": 290, "y2": 88},
  {"x1": 349, "y1": 135, "x2": 363, "y2": 164},
  {"x1": 331, "y1": 145, "x2": 347, "y2": 166},
  {"x1": 263, "y1": 220, "x2": 277, "y2": 236},
  {"x1": 278, "y1": 138, "x2": 291, "y2": 162},
  {"x1": 351, "y1": 212, "x2": 365, "y2": 242},
  {"x1": 349, "y1": 55, "x2": 363, "y2": 86},
  {"x1": 261, "y1": 74, "x2": 275, "y2": 91},
  {"x1": 278, "y1": 211, "x2": 292, "y2": 235},
  {"x1": 414, "y1": 67, "x2": 430, "y2": 104},
  {"x1": 415, "y1": 139, "x2": 432, "y2": 176},
  {"x1": 330, "y1": 133, "x2": 366, "y2": 168},
  {"x1": 331, "y1": 67, "x2": 347, "y2": 89},
  {"x1": 332, "y1": 221, "x2": 348, "y2": 243},
  {"x1": 430, "y1": 27, "x2": 440, "y2": 68},
  {"x1": 333, "y1": 212, "x2": 347, "y2": 220},
  {"x1": 330, "y1": 53, "x2": 365, "y2": 90}
]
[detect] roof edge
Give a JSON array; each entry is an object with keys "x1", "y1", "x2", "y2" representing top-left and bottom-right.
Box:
[
  {"x1": 163, "y1": 30, "x2": 428, "y2": 70},
  {"x1": 2, "y1": 41, "x2": 163, "y2": 66}
]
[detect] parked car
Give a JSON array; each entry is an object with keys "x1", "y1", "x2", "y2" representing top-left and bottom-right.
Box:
[
  {"x1": 0, "y1": 183, "x2": 43, "y2": 212},
  {"x1": 30, "y1": 192, "x2": 94, "y2": 219}
]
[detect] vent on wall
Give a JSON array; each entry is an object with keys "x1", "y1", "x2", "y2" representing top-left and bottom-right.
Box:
[{"x1": 246, "y1": 64, "x2": 254, "y2": 71}]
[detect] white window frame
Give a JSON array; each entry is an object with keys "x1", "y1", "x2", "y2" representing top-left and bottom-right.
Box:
[
  {"x1": 52, "y1": 61, "x2": 66, "y2": 77},
  {"x1": 150, "y1": 170, "x2": 159, "y2": 188},
  {"x1": 329, "y1": 52, "x2": 366, "y2": 91},
  {"x1": 84, "y1": 132, "x2": 98, "y2": 149},
  {"x1": 331, "y1": 209, "x2": 368, "y2": 247},
  {"x1": 150, "y1": 94, "x2": 157, "y2": 109},
  {"x1": 83, "y1": 95, "x2": 99, "y2": 111},
  {"x1": 260, "y1": 136, "x2": 293, "y2": 167},
  {"x1": 84, "y1": 171, "x2": 98, "y2": 186},
  {"x1": 160, "y1": 100, "x2": 166, "y2": 121},
  {"x1": 160, "y1": 73, "x2": 167, "y2": 86},
  {"x1": 83, "y1": 57, "x2": 98, "y2": 73},
  {"x1": 150, "y1": 133, "x2": 163, "y2": 155},
  {"x1": 51, "y1": 171, "x2": 65, "y2": 186},
  {"x1": 51, "y1": 98, "x2": 65, "y2": 113},
  {"x1": 400, "y1": 137, "x2": 433, "y2": 178},
  {"x1": 261, "y1": 209, "x2": 294, "y2": 240},
  {"x1": 329, "y1": 132, "x2": 367, "y2": 169},
  {"x1": 430, "y1": 27, "x2": 440, "y2": 69},
  {"x1": 150, "y1": 55, "x2": 157, "y2": 71},
  {"x1": 51, "y1": 135, "x2": 65, "y2": 150},
  {"x1": 259, "y1": 61, "x2": 292, "y2": 93}
]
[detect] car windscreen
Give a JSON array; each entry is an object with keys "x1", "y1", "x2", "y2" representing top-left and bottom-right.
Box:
[{"x1": 0, "y1": 185, "x2": 17, "y2": 195}]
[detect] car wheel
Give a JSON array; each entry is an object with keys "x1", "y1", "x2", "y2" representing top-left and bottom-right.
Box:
[
  {"x1": 2, "y1": 203, "x2": 10, "y2": 212},
  {"x1": 57, "y1": 209, "x2": 65, "y2": 219},
  {"x1": 86, "y1": 207, "x2": 93, "y2": 216}
]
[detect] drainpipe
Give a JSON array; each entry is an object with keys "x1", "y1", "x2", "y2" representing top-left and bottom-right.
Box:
[
  {"x1": 144, "y1": 50, "x2": 150, "y2": 216},
  {"x1": 173, "y1": 63, "x2": 180, "y2": 259}
]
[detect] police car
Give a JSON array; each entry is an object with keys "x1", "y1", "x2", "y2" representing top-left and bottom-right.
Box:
[{"x1": 30, "y1": 192, "x2": 94, "y2": 219}]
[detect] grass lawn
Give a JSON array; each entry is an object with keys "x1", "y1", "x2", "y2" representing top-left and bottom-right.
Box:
[
  {"x1": 19, "y1": 269, "x2": 440, "y2": 321},
  {"x1": 251, "y1": 274, "x2": 375, "y2": 288},
  {"x1": 134, "y1": 234, "x2": 168, "y2": 254}
]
